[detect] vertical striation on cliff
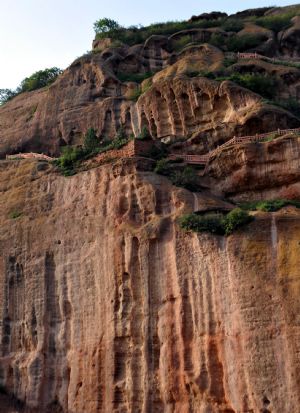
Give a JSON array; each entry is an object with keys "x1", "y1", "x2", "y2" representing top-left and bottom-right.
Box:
[{"x1": 0, "y1": 159, "x2": 299, "y2": 412}]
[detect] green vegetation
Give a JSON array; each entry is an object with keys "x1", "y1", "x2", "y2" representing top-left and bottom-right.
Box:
[
  {"x1": 93, "y1": 17, "x2": 227, "y2": 46},
  {"x1": 137, "y1": 126, "x2": 151, "y2": 140},
  {"x1": 170, "y1": 166, "x2": 199, "y2": 191},
  {"x1": 154, "y1": 158, "x2": 173, "y2": 175},
  {"x1": 221, "y1": 19, "x2": 244, "y2": 32},
  {"x1": 209, "y1": 32, "x2": 267, "y2": 52},
  {"x1": 172, "y1": 35, "x2": 193, "y2": 52},
  {"x1": 216, "y1": 73, "x2": 277, "y2": 100},
  {"x1": 0, "y1": 67, "x2": 62, "y2": 105},
  {"x1": 83, "y1": 127, "x2": 100, "y2": 153},
  {"x1": 239, "y1": 199, "x2": 300, "y2": 212},
  {"x1": 93, "y1": 18, "x2": 121, "y2": 35},
  {"x1": 9, "y1": 210, "x2": 23, "y2": 220},
  {"x1": 55, "y1": 127, "x2": 131, "y2": 175},
  {"x1": 117, "y1": 71, "x2": 153, "y2": 83},
  {"x1": 180, "y1": 212, "x2": 225, "y2": 235},
  {"x1": 272, "y1": 98, "x2": 300, "y2": 119},
  {"x1": 223, "y1": 56, "x2": 238, "y2": 67},
  {"x1": 226, "y1": 34, "x2": 267, "y2": 52},
  {"x1": 154, "y1": 159, "x2": 199, "y2": 191},
  {"x1": 179, "y1": 208, "x2": 253, "y2": 236},
  {"x1": 19, "y1": 68, "x2": 63, "y2": 92},
  {"x1": 0, "y1": 89, "x2": 18, "y2": 105},
  {"x1": 255, "y1": 14, "x2": 293, "y2": 33}
]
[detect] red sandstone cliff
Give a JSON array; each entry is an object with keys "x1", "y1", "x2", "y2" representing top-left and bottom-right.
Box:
[
  {"x1": 0, "y1": 159, "x2": 300, "y2": 413},
  {"x1": 1, "y1": 4, "x2": 300, "y2": 413}
]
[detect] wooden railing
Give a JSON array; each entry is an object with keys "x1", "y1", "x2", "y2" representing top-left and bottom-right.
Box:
[
  {"x1": 6, "y1": 127, "x2": 300, "y2": 168},
  {"x1": 168, "y1": 153, "x2": 209, "y2": 165},
  {"x1": 6, "y1": 152, "x2": 55, "y2": 161},
  {"x1": 170, "y1": 127, "x2": 300, "y2": 167},
  {"x1": 236, "y1": 52, "x2": 300, "y2": 65}
]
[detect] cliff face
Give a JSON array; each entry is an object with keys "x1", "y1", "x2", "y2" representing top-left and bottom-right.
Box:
[
  {"x1": 1, "y1": 5, "x2": 300, "y2": 413},
  {"x1": 1, "y1": 57, "x2": 297, "y2": 158},
  {"x1": 206, "y1": 134, "x2": 300, "y2": 201},
  {"x1": 0, "y1": 159, "x2": 300, "y2": 413}
]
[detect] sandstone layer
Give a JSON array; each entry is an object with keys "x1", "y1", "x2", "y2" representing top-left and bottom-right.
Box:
[
  {"x1": 205, "y1": 134, "x2": 300, "y2": 201},
  {"x1": 0, "y1": 159, "x2": 299, "y2": 413}
]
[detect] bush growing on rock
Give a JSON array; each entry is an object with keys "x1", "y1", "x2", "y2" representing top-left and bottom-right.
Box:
[
  {"x1": 170, "y1": 166, "x2": 199, "y2": 191},
  {"x1": 226, "y1": 34, "x2": 268, "y2": 52},
  {"x1": 221, "y1": 19, "x2": 244, "y2": 32},
  {"x1": 179, "y1": 212, "x2": 225, "y2": 235},
  {"x1": 179, "y1": 208, "x2": 253, "y2": 236},
  {"x1": 222, "y1": 208, "x2": 253, "y2": 235},
  {"x1": 239, "y1": 199, "x2": 300, "y2": 212},
  {"x1": 217, "y1": 73, "x2": 277, "y2": 100},
  {"x1": 93, "y1": 18, "x2": 121, "y2": 36},
  {"x1": 255, "y1": 14, "x2": 293, "y2": 33},
  {"x1": 83, "y1": 128, "x2": 100, "y2": 153}
]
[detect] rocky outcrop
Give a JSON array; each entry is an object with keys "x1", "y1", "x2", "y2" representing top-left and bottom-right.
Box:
[
  {"x1": 280, "y1": 16, "x2": 300, "y2": 58},
  {"x1": 1, "y1": 32, "x2": 300, "y2": 159},
  {"x1": 205, "y1": 134, "x2": 300, "y2": 201},
  {"x1": 0, "y1": 158, "x2": 300, "y2": 413}
]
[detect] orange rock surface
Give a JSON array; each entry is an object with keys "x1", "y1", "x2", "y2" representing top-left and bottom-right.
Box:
[{"x1": 0, "y1": 159, "x2": 299, "y2": 412}]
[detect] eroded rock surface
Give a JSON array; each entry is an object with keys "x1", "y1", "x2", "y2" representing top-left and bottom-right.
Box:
[
  {"x1": 0, "y1": 159, "x2": 299, "y2": 413},
  {"x1": 206, "y1": 134, "x2": 300, "y2": 201}
]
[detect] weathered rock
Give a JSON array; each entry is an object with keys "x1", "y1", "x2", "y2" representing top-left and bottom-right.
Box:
[
  {"x1": 280, "y1": 16, "x2": 300, "y2": 58},
  {"x1": 205, "y1": 134, "x2": 300, "y2": 201},
  {"x1": 1, "y1": 55, "x2": 298, "y2": 159},
  {"x1": 0, "y1": 158, "x2": 300, "y2": 412}
]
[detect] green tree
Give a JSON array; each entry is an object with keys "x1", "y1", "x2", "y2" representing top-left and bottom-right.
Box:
[
  {"x1": 0, "y1": 89, "x2": 18, "y2": 105},
  {"x1": 83, "y1": 128, "x2": 99, "y2": 153},
  {"x1": 93, "y1": 18, "x2": 121, "y2": 35},
  {"x1": 20, "y1": 67, "x2": 62, "y2": 92}
]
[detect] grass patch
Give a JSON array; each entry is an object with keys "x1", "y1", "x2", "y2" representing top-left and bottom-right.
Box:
[
  {"x1": 116, "y1": 71, "x2": 153, "y2": 83},
  {"x1": 154, "y1": 160, "x2": 200, "y2": 191},
  {"x1": 221, "y1": 19, "x2": 244, "y2": 32},
  {"x1": 179, "y1": 208, "x2": 253, "y2": 236},
  {"x1": 239, "y1": 199, "x2": 300, "y2": 212},
  {"x1": 94, "y1": 18, "x2": 226, "y2": 46},
  {"x1": 55, "y1": 127, "x2": 130, "y2": 175},
  {"x1": 226, "y1": 33, "x2": 268, "y2": 52},
  {"x1": 255, "y1": 14, "x2": 293, "y2": 33},
  {"x1": 216, "y1": 73, "x2": 277, "y2": 100},
  {"x1": 270, "y1": 98, "x2": 300, "y2": 119},
  {"x1": 9, "y1": 210, "x2": 22, "y2": 220}
]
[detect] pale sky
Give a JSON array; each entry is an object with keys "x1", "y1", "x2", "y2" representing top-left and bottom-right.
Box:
[{"x1": 0, "y1": 0, "x2": 299, "y2": 89}]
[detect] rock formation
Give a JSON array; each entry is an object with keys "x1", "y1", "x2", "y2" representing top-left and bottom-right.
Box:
[
  {"x1": 0, "y1": 159, "x2": 300, "y2": 413},
  {"x1": 1, "y1": 4, "x2": 300, "y2": 413}
]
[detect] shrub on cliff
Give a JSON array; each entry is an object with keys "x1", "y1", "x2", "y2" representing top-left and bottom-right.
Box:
[
  {"x1": 222, "y1": 208, "x2": 253, "y2": 235},
  {"x1": 240, "y1": 199, "x2": 300, "y2": 212},
  {"x1": 221, "y1": 19, "x2": 244, "y2": 32},
  {"x1": 170, "y1": 166, "x2": 199, "y2": 191},
  {"x1": 94, "y1": 18, "x2": 121, "y2": 36},
  {"x1": 255, "y1": 14, "x2": 293, "y2": 33},
  {"x1": 154, "y1": 158, "x2": 172, "y2": 175},
  {"x1": 179, "y1": 213, "x2": 225, "y2": 235},
  {"x1": 83, "y1": 128, "x2": 100, "y2": 153},
  {"x1": 179, "y1": 208, "x2": 253, "y2": 236},
  {"x1": 217, "y1": 73, "x2": 277, "y2": 100},
  {"x1": 226, "y1": 34, "x2": 267, "y2": 52}
]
